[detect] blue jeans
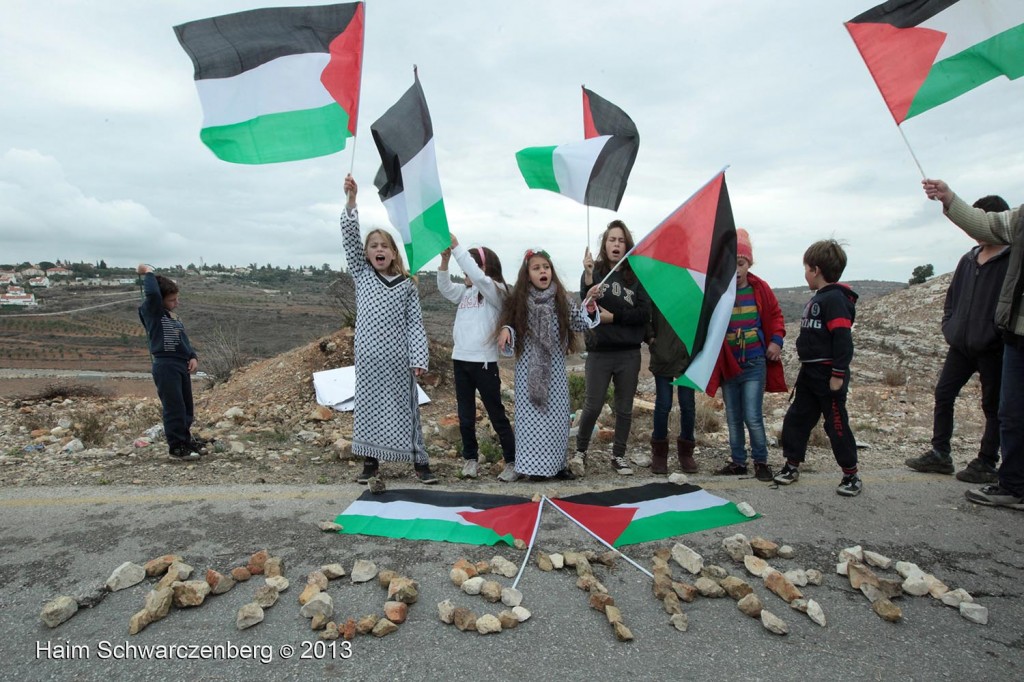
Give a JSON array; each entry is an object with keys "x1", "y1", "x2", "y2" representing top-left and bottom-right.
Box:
[
  {"x1": 722, "y1": 356, "x2": 767, "y2": 464},
  {"x1": 998, "y1": 342, "x2": 1024, "y2": 495},
  {"x1": 653, "y1": 375, "x2": 695, "y2": 441}
]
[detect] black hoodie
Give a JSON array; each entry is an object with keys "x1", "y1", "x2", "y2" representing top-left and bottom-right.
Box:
[
  {"x1": 796, "y1": 283, "x2": 858, "y2": 379},
  {"x1": 942, "y1": 245, "x2": 1010, "y2": 355}
]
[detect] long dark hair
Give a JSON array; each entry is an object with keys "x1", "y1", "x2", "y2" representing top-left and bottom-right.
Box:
[
  {"x1": 469, "y1": 246, "x2": 506, "y2": 302},
  {"x1": 593, "y1": 219, "x2": 637, "y2": 285},
  {"x1": 497, "y1": 252, "x2": 581, "y2": 359}
]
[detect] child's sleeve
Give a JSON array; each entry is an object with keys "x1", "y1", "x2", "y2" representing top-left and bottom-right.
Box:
[
  {"x1": 139, "y1": 272, "x2": 162, "y2": 324},
  {"x1": 407, "y1": 283, "x2": 429, "y2": 370},
  {"x1": 568, "y1": 298, "x2": 600, "y2": 332},
  {"x1": 826, "y1": 296, "x2": 854, "y2": 379},
  {"x1": 453, "y1": 245, "x2": 504, "y2": 308},
  {"x1": 436, "y1": 265, "x2": 465, "y2": 304},
  {"x1": 339, "y1": 207, "x2": 366, "y2": 277}
]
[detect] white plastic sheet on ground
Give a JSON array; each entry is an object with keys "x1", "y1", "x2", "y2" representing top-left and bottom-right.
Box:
[{"x1": 312, "y1": 366, "x2": 430, "y2": 412}]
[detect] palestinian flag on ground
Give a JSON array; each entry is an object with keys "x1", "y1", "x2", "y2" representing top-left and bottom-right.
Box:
[
  {"x1": 371, "y1": 73, "x2": 450, "y2": 273},
  {"x1": 334, "y1": 483, "x2": 753, "y2": 548},
  {"x1": 554, "y1": 483, "x2": 756, "y2": 547},
  {"x1": 515, "y1": 87, "x2": 639, "y2": 211},
  {"x1": 846, "y1": 0, "x2": 1024, "y2": 124},
  {"x1": 336, "y1": 489, "x2": 540, "y2": 546},
  {"x1": 174, "y1": 3, "x2": 364, "y2": 164},
  {"x1": 627, "y1": 172, "x2": 737, "y2": 392}
]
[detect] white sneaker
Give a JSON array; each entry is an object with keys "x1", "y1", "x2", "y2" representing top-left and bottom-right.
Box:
[
  {"x1": 461, "y1": 459, "x2": 479, "y2": 479},
  {"x1": 497, "y1": 464, "x2": 522, "y2": 482}
]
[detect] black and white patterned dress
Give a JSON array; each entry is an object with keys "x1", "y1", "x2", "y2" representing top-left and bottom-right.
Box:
[
  {"x1": 341, "y1": 207, "x2": 429, "y2": 464},
  {"x1": 508, "y1": 300, "x2": 598, "y2": 477}
]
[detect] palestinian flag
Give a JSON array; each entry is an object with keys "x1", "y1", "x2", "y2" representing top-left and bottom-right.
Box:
[
  {"x1": 554, "y1": 483, "x2": 756, "y2": 547},
  {"x1": 336, "y1": 489, "x2": 540, "y2": 547},
  {"x1": 334, "y1": 483, "x2": 753, "y2": 548},
  {"x1": 372, "y1": 73, "x2": 450, "y2": 273},
  {"x1": 515, "y1": 87, "x2": 639, "y2": 211},
  {"x1": 627, "y1": 172, "x2": 737, "y2": 392},
  {"x1": 174, "y1": 3, "x2": 364, "y2": 164},
  {"x1": 846, "y1": 0, "x2": 1024, "y2": 124}
]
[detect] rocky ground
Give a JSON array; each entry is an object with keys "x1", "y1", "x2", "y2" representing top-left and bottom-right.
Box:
[{"x1": 0, "y1": 273, "x2": 987, "y2": 489}]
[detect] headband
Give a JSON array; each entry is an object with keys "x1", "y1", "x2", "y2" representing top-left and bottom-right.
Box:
[
  {"x1": 524, "y1": 248, "x2": 550, "y2": 262},
  {"x1": 476, "y1": 247, "x2": 486, "y2": 269}
]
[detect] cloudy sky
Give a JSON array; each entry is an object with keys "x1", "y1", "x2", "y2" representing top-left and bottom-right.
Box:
[{"x1": 2, "y1": 0, "x2": 1022, "y2": 287}]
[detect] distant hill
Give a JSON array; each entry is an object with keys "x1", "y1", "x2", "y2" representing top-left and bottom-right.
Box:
[{"x1": 774, "y1": 280, "x2": 907, "y2": 322}]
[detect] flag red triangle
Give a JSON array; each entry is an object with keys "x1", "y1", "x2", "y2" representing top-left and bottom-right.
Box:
[
  {"x1": 631, "y1": 173, "x2": 723, "y2": 273},
  {"x1": 549, "y1": 499, "x2": 637, "y2": 546},
  {"x1": 582, "y1": 87, "x2": 599, "y2": 139},
  {"x1": 458, "y1": 501, "x2": 540, "y2": 543},
  {"x1": 845, "y1": 21, "x2": 945, "y2": 124}
]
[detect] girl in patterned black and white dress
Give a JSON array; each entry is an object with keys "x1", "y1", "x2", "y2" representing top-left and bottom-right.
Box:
[
  {"x1": 339, "y1": 175, "x2": 437, "y2": 485},
  {"x1": 497, "y1": 250, "x2": 601, "y2": 480}
]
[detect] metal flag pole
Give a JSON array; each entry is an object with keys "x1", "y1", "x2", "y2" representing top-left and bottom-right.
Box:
[
  {"x1": 511, "y1": 498, "x2": 547, "y2": 591},
  {"x1": 896, "y1": 124, "x2": 926, "y2": 179},
  {"x1": 348, "y1": 0, "x2": 369, "y2": 176},
  {"x1": 541, "y1": 496, "x2": 653, "y2": 579}
]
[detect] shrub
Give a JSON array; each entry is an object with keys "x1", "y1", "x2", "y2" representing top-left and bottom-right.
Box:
[
  {"x1": 27, "y1": 382, "x2": 111, "y2": 401},
  {"x1": 694, "y1": 395, "x2": 721, "y2": 434},
  {"x1": 883, "y1": 367, "x2": 907, "y2": 387},
  {"x1": 201, "y1": 325, "x2": 250, "y2": 384},
  {"x1": 77, "y1": 412, "x2": 108, "y2": 447}
]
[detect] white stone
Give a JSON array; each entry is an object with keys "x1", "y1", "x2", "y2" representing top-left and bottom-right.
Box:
[
  {"x1": 512, "y1": 606, "x2": 531, "y2": 622},
  {"x1": 671, "y1": 543, "x2": 704, "y2": 575},
  {"x1": 783, "y1": 569, "x2": 808, "y2": 587},
  {"x1": 744, "y1": 554, "x2": 771, "y2": 578},
  {"x1": 941, "y1": 588, "x2": 974, "y2": 608},
  {"x1": 722, "y1": 534, "x2": 752, "y2": 562},
  {"x1": 806, "y1": 599, "x2": 826, "y2": 627},
  {"x1": 902, "y1": 575, "x2": 931, "y2": 596},
  {"x1": 736, "y1": 502, "x2": 757, "y2": 518},
  {"x1": 437, "y1": 599, "x2": 456, "y2": 624},
  {"x1": 476, "y1": 614, "x2": 502, "y2": 634},
  {"x1": 668, "y1": 473, "x2": 689, "y2": 485},
  {"x1": 777, "y1": 545, "x2": 795, "y2": 559},
  {"x1": 62, "y1": 439, "x2": 85, "y2": 453},
  {"x1": 500, "y1": 587, "x2": 523, "y2": 608},
  {"x1": 265, "y1": 576, "x2": 289, "y2": 592},
  {"x1": 863, "y1": 550, "x2": 892, "y2": 569},
  {"x1": 491, "y1": 555, "x2": 518, "y2": 579},
  {"x1": 836, "y1": 561, "x2": 849, "y2": 576},
  {"x1": 106, "y1": 562, "x2": 146, "y2": 592},
  {"x1": 959, "y1": 602, "x2": 988, "y2": 625},
  {"x1": 760, "y1": 609, "x2": 788, "y2": 635},
  {"x1": 298, "y1": 592, "x2": 333, "y2": 619},
  {"x1": 806, "y1": 569, "x2": 824, "y2": 586},
  {"x1": 895, "y1": 561, "x2": 925, "y2": 580},
  {"x1": 838, "y1": 545, "x2": 863, "y2": 563},
  {"x1": 461, "y1": 576, "x2": 485, "y2": 595},
  {"x1": 40, "y1": 596, "x2": 78, "y2": 628},
  {"x1": 549, "y1": 553, "x2": 565, "y2": 570},
  {"x1": 350, "y1": 559, "x2": 378, "y2": 584},
  {"x1": 236, "y1": 603, "x2": 264, "y2": 629}
]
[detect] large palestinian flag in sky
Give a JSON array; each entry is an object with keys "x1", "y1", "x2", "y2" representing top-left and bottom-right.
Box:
[
  {"x1": 174, "y1": 3, "x2": 364, "y2": 164},
  {"x1": 515, "y1": 87, "x2": 639, "y2": 211},
  {"x1": 335, "y1": 483, "x2": 754, "y2": 548},
  {"x1": 371, "y1": 73, "x2": 450, "y2": 273},
  {"x1": 627, "y1": 172, "x2": 737, "y2": 393},
  {"x1": 846, "y1": 0, "x2": 1024, "y2": 124}
]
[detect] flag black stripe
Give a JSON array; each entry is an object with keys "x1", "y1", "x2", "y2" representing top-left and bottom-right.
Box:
[
  {"x1": 372, "y1": 75, "x2": 433, "y2": 202},
  {"x1": 689, "y1": 176, "x2": 736, "y2": 358},
  {"x1": 355, "y1": 488, "x2": 532, "y2": 510},
  {"x1": 849, "y1": 0, "x2": 959, "y2": 28},
  {"x1": 559, "y1": 482, "x2": 703, "y2": 506}
]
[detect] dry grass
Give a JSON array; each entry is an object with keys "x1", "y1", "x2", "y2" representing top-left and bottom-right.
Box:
[
  {"x1": 26, "y1": 382, "x2": 112, "y2": 401},
  {"x1": 883, "y1": 367, "x2": 908, "y2": 387}
]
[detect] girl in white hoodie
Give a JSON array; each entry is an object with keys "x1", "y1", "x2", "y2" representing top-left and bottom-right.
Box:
[{"x1": 438, "y1": 233, "x2": 517, "y2": 480}]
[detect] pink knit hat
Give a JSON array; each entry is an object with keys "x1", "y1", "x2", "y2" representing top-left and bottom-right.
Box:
[{"x1": 736, "y1": 228, "x2": 753, "y2": 264}]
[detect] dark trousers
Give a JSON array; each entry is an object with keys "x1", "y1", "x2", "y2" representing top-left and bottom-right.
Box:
[
  {"x1": 998, "y1": 343, "x2": 1024, "y2": 495},
  {"x1": 453, "y1": 360, "x2": 515, "y2": 462},
  {"x1": 152, "y1": 358, "x2": 193, "y2": 451},
  {"x1": 575, "y1": 348, "x2": 641, "y2": 458},
  {"x1": 931, "y1": 345, "x2": 1002, "y2": 465},
  {"x1": 781, "y1": 364, "x2": 857, "y2": 471}
]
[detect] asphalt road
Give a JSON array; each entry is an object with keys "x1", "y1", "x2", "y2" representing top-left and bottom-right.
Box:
[{"x1": 0, "y1": 469, "x2": 1021, "y2": 681}]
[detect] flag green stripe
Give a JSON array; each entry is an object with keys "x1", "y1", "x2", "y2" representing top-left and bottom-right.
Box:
[
  {"x1": 613, "y1": 504, "x2": 757, "y2": 547},
  {"x1": 200, "y1": 102, "x2": 350, "y2": 164},
  {"x1": 334, "y1": 514, "x2": 513, "y2": 546},
  {"x1": 516, "y1": 146, "x2": 559, "y2": 192},
  {"x1": 404, "y1": 198, "x2": 450, "y2": 272},
  {"x1": 908, "y1": 25, "x2": 1024, "y2": 119},
  {"x1": 629, "y1": 255, "x2": 703, "y2": 349}
]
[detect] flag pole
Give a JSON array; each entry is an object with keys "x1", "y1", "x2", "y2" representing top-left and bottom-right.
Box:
[
  {"x1": 511, "y1": 498, "x2": 547, "y2": 591},
  {"x1": 586, "y1": 205, "x2": 591, "y2": 248},
  {"x1": 347, "y1": 0, "x2": 369, "y2": 175},
  {"x1": 896, "y1": 124, "x2": 926, "y2": 178},
  {"x1": 541, "y1": 496, "x2": 653, "y2": 579}
]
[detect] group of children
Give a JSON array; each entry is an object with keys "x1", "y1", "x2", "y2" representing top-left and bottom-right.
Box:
[{"x1": 138, "y1": 172, "x2": 864, "y2": 498}]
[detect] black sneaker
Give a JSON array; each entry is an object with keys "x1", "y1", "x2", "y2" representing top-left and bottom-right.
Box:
[
  {"x1": 955, "y1": 458, "x2": 998, "y2": 484},
  {"x1": 904, "y1": 450, "x2": 954, "y2": 474},
  {"x1": 188, "y1": 438, "x2": 209, "y2": 454},
  {"x1": 611, "y1": 456, "x2": 634, "y2": 476},
  {"x1": 773, "y1": 463, "x2": 799, "y2": 485},
  {"x1": 356, "y1": 462, "x2": 379, "y2": 484},
  {"x1": 554, "y1": 467, "x2": 576, "y2": 480},
  {"x1": 753, "y1": 462, "x2": 774, "y2": 481},
  {"x1": 168, "y1": 446, "x2": 201, "y2": 462},
  {"x1": 414, "y1": 464, "x2": 439, "y2": 485},
  {"x1": 714, "y1": 461, "x2": 748, "y2": 476},
  {"x1": 964, "y1": 484, "x2": 1024, "y2": 509},
  {"x1": 837, "y1": 473, "x2": 863, "y2": 497}
]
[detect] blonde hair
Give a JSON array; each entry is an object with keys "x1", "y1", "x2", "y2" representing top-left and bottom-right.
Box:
[{"x1": 364, "y1": 229, "x2": 409, "y2": 277}]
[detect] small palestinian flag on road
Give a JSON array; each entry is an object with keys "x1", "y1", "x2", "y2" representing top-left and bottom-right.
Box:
[
  {"x1": 846, "y1": 0, "x2": 1024, "y2": 124},
  {"x1": 174, "y1": 2, "x2": 364, "y2": 164},
  {"x1": 334, "y1": 483, "x2": 753, "y2": 548},
  {"x1": 371, "y1": 72, "x2": 450, "y2": 273},
  {"x1": 337, "y1": 489, "x2": 540, "y2": 546},
  {"x1": 627, "y1": 171, "x2": 736, "y2": 393},
  {"x1": 515, "y1": 87, "x2": 639, "y2": 211}
]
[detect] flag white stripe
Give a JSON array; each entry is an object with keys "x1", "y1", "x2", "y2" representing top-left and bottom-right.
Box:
[
  {"x1": 381, "y1": 192, "x2": 410, "y2": 243},
  {"x1": 398, "y1": 138, "x2": 444, "y2": 226},
  {"x1": 552, "y1": 136, "x2": 611, "y2": 203},
  {"x1": 614, "y1": 489, "x2": 731, "y2": 521},
  {"x1": 344, "y1": 499, "x2": 481, "y2": 525},
  {"x1": 686, "y1": 276, "x2": 737, "y2": 390},
  {"x1": 923, "y1": 1, "x2": 1024, "y2": 61},
  {"x1": 195, "y1": 53, "x2": 333, "y2": 128}
]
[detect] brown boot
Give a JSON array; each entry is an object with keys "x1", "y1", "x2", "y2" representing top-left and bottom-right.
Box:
[
  {"x1": 650, "y1": 437, "x2": 669, "y2": 475},
  {"x1": 677, "y1": 438, "x2": 698, "y2": 473}
]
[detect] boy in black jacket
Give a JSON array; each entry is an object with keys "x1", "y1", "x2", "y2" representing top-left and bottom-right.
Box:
[
  {"x1": 774, "y1": 240, "x2": 861, "y2": 496},
  {"x1": 137, "y1": 264, "x2": 202, "y2": 461},
  {"x1": 905, "y1": 195, "x2": 1010, "y2": 482}
]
